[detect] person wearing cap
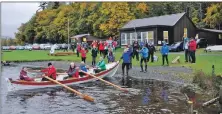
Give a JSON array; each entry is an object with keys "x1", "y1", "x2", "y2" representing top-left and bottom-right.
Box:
[
  {"x1": 19, "y1": 67, "x2": 34, "y2": 81},
  {"x1": 95, "y1": 57, "x2": 106, "y2": 73},
  {"x1": 139, "y1": 44, "x2": 149, "y2": 72},
  {"x1": 66, "y1": 62, "x2": 79, "y2": 78},
  {"x1": 41, "y1": 62, "x2": 57, "y2": 81},
  {"x1": 160, "y1": 41, "x2": 169, "y2": 66},
  {"x1": 183, "y1": 36, "x2": 190, "y2": 62}
]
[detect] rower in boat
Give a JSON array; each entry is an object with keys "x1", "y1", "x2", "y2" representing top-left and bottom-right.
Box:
[
  {"x1": 41, "y1": 62, "x2": 57, "y2": 81},
  {"x1": 66, "y1": 62, "x2": 79, "y2": 78},
  {"x1": 79, "y1": 61, "x2": 88, "y2": 77},
  {"x1": 94, "y1": 57, "x2": 106, "y2": 73},
  {"x1": 20, "y1": 67, "x2": 34, "y2": 81}
]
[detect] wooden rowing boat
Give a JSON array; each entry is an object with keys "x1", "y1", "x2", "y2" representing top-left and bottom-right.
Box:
[
  {"x1": 48, "y1": 52, "x2": 74, "y2": 56},
  {"x1": 6, "y1": 61, "x2": 120, "y2": 91}
]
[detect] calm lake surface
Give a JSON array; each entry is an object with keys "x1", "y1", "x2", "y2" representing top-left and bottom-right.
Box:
[{"x1": 0, "y1": 62, "x2": 217, "y2": 114}]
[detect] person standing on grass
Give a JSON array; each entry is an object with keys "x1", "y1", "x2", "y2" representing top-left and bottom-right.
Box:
[
  {"x1": 107, "y1": 47, "x2": 115, "y2": 63},
  {"x1": 147, "y1": 43, "x2": 156, "y2": 63},
  {"x1": 132, "y1": 40, "x2": 140, "y2": 61},
  {"x1": 91, "y1": 46, "x2": 98, "y2": 66},
  {"x1": 112, "y1": 40, "x2": 117, "y2": 51},
  {"x1": 189, "y1": 37, "x2": 197, "y2": 63},
  {"x1": 139, "y1": 44, "x2": 149, "y2": 72},
  {"x1": 76, "y1": 43, "x2": 81, "y2": 57},
  {"x1": 160, "y1": 41, "x2": 169, "y2": 66},
  {"x1": 99, "y1": 41, "x2": 104, "y2": 56},
  {"x1": 104, "y1": 41, "x2": 108, "y2": 57},
  {"x1": 183, "y1": 36, "x2": 190, "y2": 62},
  {"x1": 80, "y1": 47, "x2": 87, "y2": 63}
]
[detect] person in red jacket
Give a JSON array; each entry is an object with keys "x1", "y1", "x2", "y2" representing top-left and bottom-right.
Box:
[
  {"x1": 20, "y1": 67, "x2": 34, "y2": 81},
  {"x1": 41, "y1": 62, "x2": 57, "y2": 81},
  {"x1": 99, "y1": 41, "x2": 104, "y2": 56},
  {"x1": 189, "y1": 37, "x2": 197, "y2": 63},
  {"x1": 80, "y1": 47, "x2": 87, "y2": 63},
  {"x1": 76, "y1": 43, "x2": 81, "y2": 57}
]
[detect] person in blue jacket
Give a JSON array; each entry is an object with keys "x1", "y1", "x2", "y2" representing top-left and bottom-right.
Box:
[
  {"x1": 139, "y1": 45, "x2": 149, "y2": 72},
  {"x1": 161, "y1": 41, "x2": 169, "y2": 66},
  {"x1": 120, "y1": 47, "x2": 133, "y2": 85}
]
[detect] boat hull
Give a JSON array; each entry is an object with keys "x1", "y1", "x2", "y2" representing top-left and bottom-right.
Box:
[{"x1": 6, "y1": 61, "x2": 119, "y2": 91}]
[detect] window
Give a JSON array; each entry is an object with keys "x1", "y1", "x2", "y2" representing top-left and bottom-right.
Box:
[
  {"x1": 148, "y1": 31, "x2": 154, "y2": 44},
  {"x1": 163, "y1": 31, "x2": 169, "y2": 43},
  {"x1": 137, "y1": 32, "x2": 141, "y2": 41},
  {"x1": 184, "y1": 28, "x2": 187, "y2": 38},
  {"x1": 121, "y1": 33, "x2": 127, "y2": 45},
  {"x1": 219, "y1": 34, "x2": 222, "y2": 39},
  {"x1": 141, "y1": 32, "x2": 148, "y2": 42},
  {"x1": 126, "y1": 33, "x2": 130, "y2": 45},
  {"x1": 130, "y1": 33, "x2": 136, "y2": 45}
]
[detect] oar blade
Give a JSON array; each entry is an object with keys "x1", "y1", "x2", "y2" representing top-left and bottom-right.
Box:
[{"x1": 82, "y1": 94, "x2": 95, "y2": 102}]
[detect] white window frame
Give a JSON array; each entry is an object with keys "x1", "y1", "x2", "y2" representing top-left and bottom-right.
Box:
[
  {"x1": 141, "y1": 32, "x2": 148, "y2": 42},
  {"x1": 121, "y1": 33, "x2": 127, "y2": 45}
]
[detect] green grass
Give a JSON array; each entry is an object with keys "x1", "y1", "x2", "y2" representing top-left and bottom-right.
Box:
[{"x1": 2, "y1": 48, "x2": 222, "y2": 75}]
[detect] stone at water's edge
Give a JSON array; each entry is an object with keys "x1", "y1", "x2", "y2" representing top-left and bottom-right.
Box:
[{"x1": 219, "y1": 86, "x2": 222, "y2": 112}]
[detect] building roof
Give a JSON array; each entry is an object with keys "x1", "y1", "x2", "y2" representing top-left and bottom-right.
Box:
[
  {"x1": 198, "y1": 28, "x2": 222, "y2": 34},
  {"x1": 71, "y1": 34, "x2": 90, "y2": 39},
  {"x1": 121, "y1": 12, "x2": 186, "y2": 30},
  {"x1": 71, "y1": 34, "x2": 101, "y2": 41}
]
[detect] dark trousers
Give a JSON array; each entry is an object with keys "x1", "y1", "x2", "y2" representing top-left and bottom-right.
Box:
[
  {"x1": 133, "y1": 50, "x2": 139, "y2": 61},
  {"x1": 190, "y1": 51, "x2": 196, "y2": 63},
  {"x1": 77, "y1": 50, "x2": 79, "y2": 57},
  {"x1": 41, "y1": 76, "x2": 54, "y2": 81},
  {"x1": 122, "y1": 63, "x2": 130, "y2": 76},
  {"x1": 94, "y1": 69, "x2": 104, "y2": 73},
  {"x1": 99, "y1": 50, "x2": 103, "y2": 56},
  {"x1": 140, "y1": 57, "x2": 148, "y2": 71},
  {"x1": 185, "y1": 49, "x2": 190, "y2": 62},
  {"x1": 92, "y1": 56, "x2": 96, "y2": 66},
  {"x1": 82, "y1": 57, "x2": 86, "y2": 63},
  {"x1": 148, "y1": 52, "x2": 154, "y2": 62},
  {"x1": 63, "y1": 47, "x2": 68, "y2": 52},
  {"x1": 162, "y1": 55, "x2": 169, "y2": 65}
]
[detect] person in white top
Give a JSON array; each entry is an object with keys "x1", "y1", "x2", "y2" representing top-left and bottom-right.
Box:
[{"x1": 183, "y1": 36, "x2": 190, "y2": 62}]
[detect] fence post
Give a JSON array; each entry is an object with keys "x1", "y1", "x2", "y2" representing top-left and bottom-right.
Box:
[{"x1": 212, "y1": 65, "x2": 215, "y2": 76}]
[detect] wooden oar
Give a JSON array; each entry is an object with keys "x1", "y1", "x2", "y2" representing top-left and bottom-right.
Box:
[
  {"x1": 80, "y1": 70, "x2": 128, "y2": 93},
  {"x1": 43, "y1": 76, "x2": 94, "y2": 102}
]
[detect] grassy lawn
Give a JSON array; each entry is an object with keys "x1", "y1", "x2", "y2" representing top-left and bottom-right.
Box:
[{"x1": 2, "y1": 48, "x2": 222, "y2": 75}]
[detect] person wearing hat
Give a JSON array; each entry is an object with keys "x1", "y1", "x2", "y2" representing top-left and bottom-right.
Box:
[
  {"x1": 160, "y1": 41, "x2": 169, "y2": 66},
  {"x1": 66, "y1": 62, "x2": 79, "y2": 78},
  {"x1": 95, "y1": 57, "x2": 106, "y2": 73},
  {"x1": 41, "y1": 62, "x2": 57, "y2": 81}
]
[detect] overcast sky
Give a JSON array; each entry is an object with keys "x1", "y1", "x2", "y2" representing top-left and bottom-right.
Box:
[{"x1": 1, "y1": 3, "x2": 40, "y2": 38}]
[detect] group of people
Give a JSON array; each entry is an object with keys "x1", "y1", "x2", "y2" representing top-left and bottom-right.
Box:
[
  {"x1": 183, "y1": 37, "x2": 197, "y2": 63},
  {"x1": 75, "y1": 39, "x2": 117, "y2": 66},
  {"x1": 20, "y1": 57, "x2": 107, "y2": 81}
]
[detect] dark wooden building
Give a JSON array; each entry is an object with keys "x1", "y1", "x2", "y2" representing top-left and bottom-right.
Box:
[
  {"x1": 119, "y1": 12, "x2": 197, "y2": 46},
  {"x1": 70, "y1": 34, "x2": 102, "y2": 44},
  {"x1": 196, "y1": 28, "x2": 222, "y2": 45}
]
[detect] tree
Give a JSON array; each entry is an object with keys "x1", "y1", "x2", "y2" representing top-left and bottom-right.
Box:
[{"x1": 204, "y1": 3, "x2": 222, "y2": 29}]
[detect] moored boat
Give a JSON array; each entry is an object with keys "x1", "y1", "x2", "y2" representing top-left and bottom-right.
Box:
[{"x1": 6, "y1": 61, "x2": 119, "y2": 91}]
